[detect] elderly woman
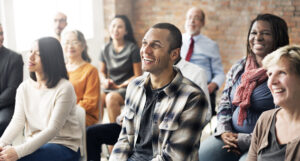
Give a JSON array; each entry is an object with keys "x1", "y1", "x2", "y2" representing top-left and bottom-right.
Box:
[
  {"x1": 63, "y1": 30, "x2": 100, "y2": 126},
  {"x1": 199, "y1": 13, "x2": 289, "y2": 161},
  {"x1": 0, "y1": 37, "x2": 81, "y2": 161},
  {"x1": 247, "y1": 45, "x2": 300, "y2": 161}
]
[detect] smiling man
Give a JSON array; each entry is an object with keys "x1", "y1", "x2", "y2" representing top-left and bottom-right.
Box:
[{"x1": 109, "y1": 23, "x2": 209, "y2": 161}]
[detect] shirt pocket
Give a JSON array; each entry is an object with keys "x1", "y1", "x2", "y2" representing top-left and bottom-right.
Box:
[
  {"x1": 124, "y1": 108, "x2": 135, "y2": 136},
  {"x1": 159, "y1": 118, "x2": 179, "y2": 131}
]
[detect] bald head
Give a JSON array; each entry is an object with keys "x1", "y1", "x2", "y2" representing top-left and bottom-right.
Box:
[
  {"x1": 185, "y1": 7, "x2": 205, "y2": 36},
  {"x1": 54, "y1": 12, "x2": 67, "y2": 37}
]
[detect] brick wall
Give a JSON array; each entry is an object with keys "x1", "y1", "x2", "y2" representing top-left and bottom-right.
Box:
[{"x1": 103, "y1": 0, "x2": 300, "y2": 82}]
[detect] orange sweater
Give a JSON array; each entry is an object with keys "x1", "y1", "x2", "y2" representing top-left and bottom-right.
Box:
[{"x1": 68, "y1": 63, "x2": 100, "y2": 126}]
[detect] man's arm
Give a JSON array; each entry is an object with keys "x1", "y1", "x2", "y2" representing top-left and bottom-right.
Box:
[
  {"x1": 152, "y1": 92, "x2": 208, "y2": 161},
  {"x1": 209, "y1": 44, "x2": 225, "y2": 92},
  {"x1": 0, "y1": 54, "x2": 23, "y2": 109},
  {"x1": 109, "y1": 107, "x2": 134, "y2": 161}
]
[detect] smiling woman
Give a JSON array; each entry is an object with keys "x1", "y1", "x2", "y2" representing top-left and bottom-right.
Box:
[{"x1": 247, "y1": 45, "x2": 300, "y2": 161}]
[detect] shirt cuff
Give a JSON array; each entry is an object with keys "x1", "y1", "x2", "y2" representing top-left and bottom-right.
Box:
[
  {"x1": 237, "y1": 133, "x2": 252, "y2": 152},
  {"x1": 214, "y1": 122, "x2": 233, "y2": 137}
]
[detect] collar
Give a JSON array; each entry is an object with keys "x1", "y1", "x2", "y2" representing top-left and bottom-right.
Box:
[
  {"x1": 137, "y1": 67, "x2": 184, "y2": 98},
  {"x1": 187, "y1": 33, "x2": 203, "y2": 42}
]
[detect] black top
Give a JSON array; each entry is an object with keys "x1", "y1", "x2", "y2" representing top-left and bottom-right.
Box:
[
  {"x1": 0, "y1": 46, "x2": 23, "y2": 109},
  {"x1": 129, "y1": 83, "x2": 167, "y2": 161},
  {"x1": 258, "y1": 112, "x2": 286, "y2": 161}
]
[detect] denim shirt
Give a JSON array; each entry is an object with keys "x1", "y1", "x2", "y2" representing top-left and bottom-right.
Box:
[{"x1": 109, "y1": 67, "x2": 209, "y2": 161}]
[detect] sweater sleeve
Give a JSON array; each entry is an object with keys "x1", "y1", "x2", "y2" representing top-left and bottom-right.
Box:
[
  {"x1": 0, "y1": 83, "x2": 26, "y2": 146},
  {"x1": 77, "y1": 67, "x2": 100, "y2": 125},
  {"x1": 14, "y1": 82, "x2": 77, "y2": 158}
]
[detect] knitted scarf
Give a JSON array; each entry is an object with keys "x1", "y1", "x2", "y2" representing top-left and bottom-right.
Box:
[{"x1": 232, "y1": 56, "x2": 268, "y2": 126}]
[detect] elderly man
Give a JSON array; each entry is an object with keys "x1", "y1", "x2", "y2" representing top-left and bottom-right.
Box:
[
  {"x1": 0, "y1": 23, "x2": 23, "y2": 136},
  {"x1": 53, "y1": 12, "x2": 67, "y2": 41},
  {"x1": 181, "y1": 7, "x2": 225, "y2": 116},
  {"x1": 109, "y1": 23, "x2": 209, "y2": 161}
]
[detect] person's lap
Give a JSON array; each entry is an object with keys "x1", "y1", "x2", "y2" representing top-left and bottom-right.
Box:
[
  {"x1": 18, "y1": 143, "x2": 80, "y2": 161},
  {"x1": 199, "y1": 135, "x2": 247, "y2": 161}
]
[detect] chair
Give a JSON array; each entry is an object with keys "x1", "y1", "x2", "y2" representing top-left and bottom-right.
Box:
[{"x1": 76, "y1": 106, "x2": 87, "y2": 161}]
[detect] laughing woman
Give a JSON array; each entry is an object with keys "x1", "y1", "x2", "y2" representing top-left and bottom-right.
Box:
[
  {"x1": 0, "y1": 37, "x2": 81, "y2": 161},
  {"x1": 247, "y1": 45, "x2": 300, "y2": 161}
]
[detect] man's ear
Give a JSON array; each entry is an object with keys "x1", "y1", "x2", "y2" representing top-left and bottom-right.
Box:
[{"x1": 170, "y1": 48, "x2": 180, "y2": 61}]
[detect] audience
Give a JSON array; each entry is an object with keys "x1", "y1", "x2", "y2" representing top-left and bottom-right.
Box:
[
  {"x1": 99, "y1": 15, "x2": 142, "y2": 123},
  {"x1": 63, "y1": 30, "x2": 100, "y2": 127},
  {"x1": 181, "y1": 7, "x2": 225, "y2": 116},
  {"x1": 0, "y1": 23, "x2": 23, "y2": 137},
  {"x1": 198, "y1": 13, "x2": 289, "y2": 161},
  {"x1": 53, "y1": 12, "x2": 68, "y2": 42},
  {"x1": 0, "y1": 37, "x2": 81, "y2": 161},
  {"x1": 247, "y1": 45, "x2": 300, "y2": 161},
  {"x1": 109, "y1": 22, "x2": 208, "y2": 161}
]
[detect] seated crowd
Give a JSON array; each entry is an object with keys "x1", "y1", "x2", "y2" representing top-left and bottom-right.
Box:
[{"x1": 0, "y1": 6, "x2": 299, "y2": 161}]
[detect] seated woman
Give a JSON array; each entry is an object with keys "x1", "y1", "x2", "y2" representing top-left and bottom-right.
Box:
[
  {"x1": 247, "y1": 45, "x2": 300, "y2": 161},
  {"x1": 0, "y1": 37, "x2": 81, "y2": 161},
  {"x1": 199, "y1": 13, "x2": 290, "y2": 161},
  {"x1": 99, "y1": 15, "x2": 142, "y2": 123},
  {"x1": 63, "y1": 30, "x2": 100, "y2": 126}
]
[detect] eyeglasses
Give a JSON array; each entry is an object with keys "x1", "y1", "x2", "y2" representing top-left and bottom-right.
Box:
[
  {"x1": 63, "y1": 41, "x2": 81, "y2": 46},
  {"x1": 54, "y1": 19, "x2": 66, "y2": 23}
]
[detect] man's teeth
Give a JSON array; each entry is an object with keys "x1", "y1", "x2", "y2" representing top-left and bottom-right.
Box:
[
  {"x1": 273, "y1": 89, "x2": 284, "y2": 93},
  {"x1": 144, "y1": 58, "x2": 154, "y2": 62}
]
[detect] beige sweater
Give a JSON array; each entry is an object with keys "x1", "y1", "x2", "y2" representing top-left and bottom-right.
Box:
[{"x1": 0, "y1": 79, "x2": 81, "y2": 158}]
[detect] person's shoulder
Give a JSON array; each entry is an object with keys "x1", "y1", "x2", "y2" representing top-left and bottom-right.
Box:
[
  {"x1": 129, "y1": 74, "x2": 147, "y2": 86},
  {"x1": 126, "y1": 41, "x2": 139, "y2": 50},
  {"x1": 83, "y1": 63, "x2": 97, "y2": 71},
  {"x1": 102, "y1": 41, "x2": 113, "y2": 51},
  {"x1": 260, "y1": 109, "x2": 278, "y2": 120},
  {"x1": 178, "y1": 59, "x2": 205, "y2": 73},
  {"x1": 229, "y1": 58, "x2": 246, "y2": 72},
  {"x1": 199, "y1": 34, "x2": 217, "y2": 45},
  {"x1": 4, "y1": 47, "x2": 22, "y2": 59}
]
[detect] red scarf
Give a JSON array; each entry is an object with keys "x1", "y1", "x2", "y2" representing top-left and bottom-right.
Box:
[{"x1": 232, "y1": 56, "x2": 268, "y2": 126}]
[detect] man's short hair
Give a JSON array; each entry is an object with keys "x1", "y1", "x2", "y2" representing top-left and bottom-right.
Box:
[{"x1": 151, "y1": 23, "x2": 182, "y2": 53}]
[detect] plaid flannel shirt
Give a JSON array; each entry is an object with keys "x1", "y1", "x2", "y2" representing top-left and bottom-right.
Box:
[{"x1": 109, "y1": 67, "x2": 209, "y2": 161}]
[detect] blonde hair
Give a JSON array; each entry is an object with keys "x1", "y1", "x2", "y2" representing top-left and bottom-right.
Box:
[{"x1": 263, "y1": 45, "x2": 300, "y2": 76}]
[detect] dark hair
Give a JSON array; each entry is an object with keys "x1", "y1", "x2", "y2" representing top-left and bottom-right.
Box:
[
  {"x1": 246, "y1": 13, "x2": 289, "y2": 59},
  {"x1": 30, "y1": 37, "x2": 68, "y2": 88},
  {"x1": 110, "y1": 15, "x2": 136, "y2": 44},
  {"x1": 151, "y1": 23, "x2": 182, "y2": 53}
]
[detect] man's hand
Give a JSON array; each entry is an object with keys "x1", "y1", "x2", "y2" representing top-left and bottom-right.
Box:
[{"x1": 208, "y1": 82, "x2": 218, "y2": 94}]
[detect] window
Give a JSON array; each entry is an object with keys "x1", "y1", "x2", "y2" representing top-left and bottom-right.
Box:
[{"x1": 13, "y1": 0, "x2": 94, "y2": 51}]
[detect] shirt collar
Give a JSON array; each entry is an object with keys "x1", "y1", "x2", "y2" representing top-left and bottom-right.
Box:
[
  {"x1": 138, "y1": 67, "x2": 184, "y2": 97},
  {"x1": 191, "y1": 33, "x2": 203, "y2": 42}
]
